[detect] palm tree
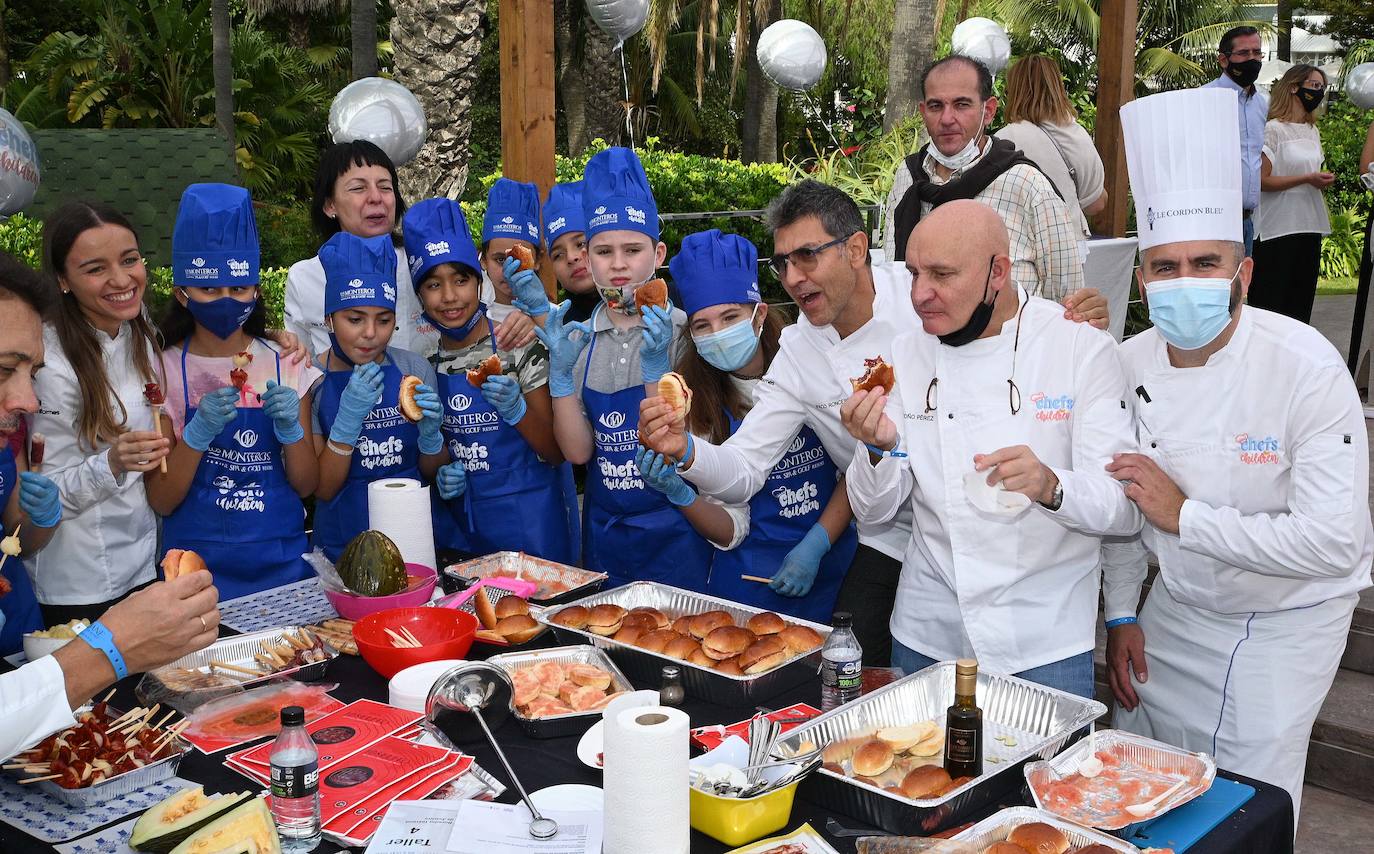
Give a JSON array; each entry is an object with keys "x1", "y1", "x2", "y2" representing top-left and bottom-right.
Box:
[
  {"x1": 555, "y1": 0, "x2": 623, "y2": 153},
  {"x1": 352, "y1": 0, "x2": 377, "y2": 79},
  {"x1": 212, "y1": 0, "x2": 235, "y2": 163},
  {"x1": 244, "y1": 0, "x2": 340, "y2": 49},
  {"x1": 884, "y1": 0, "x2": 937, "y2": 132},
  {"x1": 390, "y1": 0, "x2": 485, "y2": 199}
]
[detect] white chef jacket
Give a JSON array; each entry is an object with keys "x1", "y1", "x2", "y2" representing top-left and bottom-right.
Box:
[
  {"x1": 0, "y1": 656, "x2": 76, "y2": 762},
  {"x1": 27, "y1": 323, "x2": 158, "y2": 605},
  {"x1": 680, "y1": 262, "x2": 918, "y2": 560},
  {"x1": 283, "y1": 245, "x2": 440, "y2": 359},
  {"x1": 1102, "y1": 307, "x2": 1372, "y2": 620},
  {"x1": 846, "y1": 290, "x2": 1141, "y2": 673}
]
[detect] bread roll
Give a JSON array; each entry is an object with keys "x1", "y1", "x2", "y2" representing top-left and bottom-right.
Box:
[
  {"x1": 688, "y1": 646, "x2": 715, "y2": 667},
  {"x1": 612, "y1": 624, "x2": 644, "y2": 645},
  {"x1": 702, "y1": 626, "x2": 756, "y2": 660},
  {"x1": 161, "y1": 548, "x2": 209, "y2": 580},
  {"x1": 620, "y1": 611, "x2": 661, "y2": 632},
  {"x1": 899, "y1": 764, "x2": 952, "y2": 799},
  {"x1": 670, "y1": 615, "x2": 695, "y2": 636},
  {"x1": 657, "y1": 372, "x2": 692, "y2": 424},
  {"x1": 474, "y1": 591, "x2": 499, "y2": 630},
  {"x1": 689, "y1": 610, "x2": 733, "y2": 639},
  {"x1": 637, "y1": 628, "x2": 678, "y2": 654},
  {"x1": 494, "y1": 596, "x2": 530, "y2": 620},
  {"x1": 507, "y1": 243, "x2": 535, "y2": 272},
  {"x1": 551, "y1": 605, "x2": 590, "y2": 630},
  {"x1": 1006, "y1": 822, "x2": 1070, "y2": 854},
  {"x1": 713, "y1": 656, "x2": 744, "y2": 676},
  {"x1": 850, "y1": 738, "x2": 895, "y2": 777},
  {"x1": 778, "y1": 624, "x2": 824, "y2": 654},
  {"x1": 981, "y1": 843, "x2": 1027, "y2": 854},
  {"x1": 745, "y1": 611, "x2": 786, "y2": 636},
  {"x1": 586, "y1": 604, "x2": 626, "y2": 636},
  {"x1": 664, "y1": 636, "x2": 701, "y2": 661},
  {"x1": 627, "y1": 606, "x2": 670, "y2": 630},
  {"x1": 398, "y1": 375, "x2": 425, "y2": 421},
  {"x1": 1074, "y1": 846, "x2": 1121, "y2": 854},
  {"x1": 849, "y1": 356, "x2": 895, "y2": 394},
  {"x1": 738, "y1": 636, "x2": 788, "y2": 674},
  {"x1": 568, "y1": 664, "x2": 613, "y2": 690},
  {"x1": 495, "y1": 614, "x2": 541, "y2": 644},
  {"x1": 466, "y1": 353, "x2": 502, "y2": 388},
  {"x1": 633, "y1": 278, "x2": 669, "y2": 312}
]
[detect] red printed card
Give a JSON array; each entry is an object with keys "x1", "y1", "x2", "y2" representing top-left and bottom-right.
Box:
[
  {"x1": 314, "y1": 735, "x2": 454, "y2": 824},
  {"x1": 234, "y1": 699, "x2": 421, "y2": 770}
]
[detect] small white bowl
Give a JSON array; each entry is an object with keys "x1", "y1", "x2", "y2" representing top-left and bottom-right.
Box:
[{"x1": 23, "y1": 632, "x2": 74, "y2": 661}]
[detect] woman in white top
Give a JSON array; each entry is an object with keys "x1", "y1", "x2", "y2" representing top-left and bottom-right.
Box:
[
  {"x1": 995, "y1": 55, "x2": 1106, "y2": 238},
  {"x1": 1251, "y1": 64, "x2": 1335, "y2": 324}
]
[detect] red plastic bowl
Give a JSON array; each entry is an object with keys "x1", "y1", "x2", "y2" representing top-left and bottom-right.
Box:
[
  {"x1": 353, "y1": 607, "x2": 478, "y2": 678},
  {"x1": 325, "y1": 563, "x2": 438, "y2": 621}
]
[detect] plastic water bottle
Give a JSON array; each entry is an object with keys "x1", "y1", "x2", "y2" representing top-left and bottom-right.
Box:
[
  {"x1": 269, "y1": 706, "x2": 321, "y2": 851},
  {"x1": 820, "y1": 611, "x2": 863, "y2": 711}
]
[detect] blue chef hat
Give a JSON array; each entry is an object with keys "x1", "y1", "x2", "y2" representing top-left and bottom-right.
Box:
[
  {"x1": 403, "y1": 198, "x2": 482, "y2": 288},
  {"x1": 581, "y1": 147, "x2": 659, "y2": 243},
  {"x1": 542, "y1": 181, "x2": 587, "y2": 246},
  {"x1": 669, "y1": 229, "x2": 761, "y2": 317},
  {"x1": 172, "y1": 183, "x2": 260, "y2": 287},
  {"x1": 481, "y1": 178, "x2": 542, "y2": 246},
  {"x1": 320, "y1": 232, "x2": 398, "y2": 315}
]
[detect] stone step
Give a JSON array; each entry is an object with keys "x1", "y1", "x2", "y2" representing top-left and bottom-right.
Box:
[{"x1": 1340, "y1": 625, "x2": 1374, "y2": 676}]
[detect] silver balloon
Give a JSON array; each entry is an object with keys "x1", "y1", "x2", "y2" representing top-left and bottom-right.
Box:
[
  {"x1": 951, "y1": 17, "x2": 1012, "y2": 77},
  {"x1": 757, "y1": 20, "x2": 828, "y2": 92},
  {"x1": 0, "y1": 109, "x2": 40, "y2": 216},
  {"x1": 585, "y1": 0, "x2": 650, "y2": 45},
  {"x1": 1347, "y1": 63, "x2": 1374, "y2": 110},
  {"x1": 328, "y1": 77, "x2": 428, "y2": 166}
]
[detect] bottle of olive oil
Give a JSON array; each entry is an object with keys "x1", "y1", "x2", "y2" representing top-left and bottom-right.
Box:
[{"x1": 944, "y1": 658, "x2": 983, "y2": 777}]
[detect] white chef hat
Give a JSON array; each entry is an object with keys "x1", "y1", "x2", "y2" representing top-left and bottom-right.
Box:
[{"x1": 1122, "y1": 89, "x2": 1242, "y2": 251}]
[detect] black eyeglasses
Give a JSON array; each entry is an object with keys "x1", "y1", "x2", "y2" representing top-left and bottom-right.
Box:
[
  {"x1": 923, "y1": 298, "x2": 1028, "y2": 417},
  {"x1": 769, "y1": 233, "x2": 856, "y2": 276}
]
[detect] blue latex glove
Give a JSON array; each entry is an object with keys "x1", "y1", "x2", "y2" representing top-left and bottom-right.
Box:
[
  {"x1": 414, "y1": 383, "x2": 444, "y2": 455},
  {"x1": 634, "y1": 446, "x2": 695, "y2": 507},
  {"x1": 261, "y1": 380, "x2": 304, "y2": 445},
  {"x1": 481, "y1": 374, "x2": 527, "y2": 425},
  {"x1": 640, "y1": 304, "x2": 673, "y2": 384},
  {"x1": 183, "y1": 387, "x2": 240, "y2": 452},
  {"x1": 533, "y1": 300, "x2": 591, "y2": 399},
  {"x1": 503, "y1": 256, "x2": 550, "y2": 318},
  {"x1": 437, "y1": 461, "x2": 468, "y2": 499},
  {"x1": 329, "y1": 362, "x2": 384, "y2": 447},
  {"x1": 771, "y1": 522, "x2": 831, "y2": 597},
  {"x1": 18, "y1": 471, "x2": 61, "y2": 528}
]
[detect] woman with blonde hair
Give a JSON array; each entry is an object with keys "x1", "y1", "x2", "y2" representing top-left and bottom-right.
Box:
[
  {"x1": 1251, "y1": 64, "x2": 1334, "y2": 323},
  {"x1": 995, "y1": 54, "x2": 1107, "y2": 237}
]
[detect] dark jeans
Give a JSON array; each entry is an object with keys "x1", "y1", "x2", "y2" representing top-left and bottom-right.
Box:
[
  {"x1": 892, "y1": 641, "x2": 1097, "y2": 699},
  {"x1": 1249, "y1": 232, "x2": 1323, "y2": 324},
  {"x1": 831, "y1": 544, "x2": 901, "y2": 667}
]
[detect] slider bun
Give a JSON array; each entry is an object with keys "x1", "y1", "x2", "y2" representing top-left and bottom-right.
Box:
[
  {"x1": 613, "y1": 624, "x2": 644, "y2": 645},
  {"x1": 850, "y1": 738, "x2": 895, "y2": 777},
  {"x1": 738, "y1": 636, "x2": 788, "y2": 674},
  {"x1": 779, "y1": 624, "x2": 824, "y2": 654},
  {"x1": 689, "y1": 610, "x2": 734, "y2": 639},
  {"x1": 636, "y1": 629, "x2": 679, "y2": 653},
  {"x1": 494, "y1": 596, "x2": 530, "y2": 619},
  {"x1": 821, "y1": 736, "x2": 866, "y2": 765},
  {"x1": 664, "y1": 636, "x2": 701, "y2": 660},
  {"x1": 568, "y1": 664, "x2": 613, "y2": 690},
  {"x1": 161, "y1": 548, "x2": 209, "y2": 580},
  {"x1": 551, "y1": 605, "x2": 590, "y2": 630},
  {"x1": 670, "y1": 615, "x2": 695, "y2": 636},
  {"x1": 1074, "y1": 847, "x2": 1121, "y2": 854},
  {"x1": 688, "y1": 646, "x2": 716, "y2": 667},
  {"x1": 627, "y1": 607, "x2": 670, "y2": 629},
  {"x1": 398, "y1": 375, "x2": 425, "y2": 421},
  {"x1": 713, "y1": 656, "x2": 744, "y2": 676},
  {"x1": 620, "y1": 611, "x2": 661, "y2": 632},
  {"x1": 900, "y1": 764, "x2": 952, "y2": 799},
  {"x1": 495, "y1": 614, "x2": 541, "y2": 644},
  {"x1": 745, "y1": 611, "x2": 786, "y2": 636},
  {"x1": 702, "y1": 626, "x2": 756, "y2": 660},
  {"x1": 634, "y1": 277, "x2": 669, "y2": 311},
  {"x1": 1006, "y1": 822, "x2": 1070, "y2": 854},
  {"x1": 474, "y1": 590, "x2": 499, "y2": 630},
  {"x1": 981, "y1": 844, "x2": 1027, "y2": 854},
  {"x1": 877, "y1": 722, "x2": 936, "y2": 752},
  {"x1": 585, "y1": 604, "x2": 627, "y2": 635}
]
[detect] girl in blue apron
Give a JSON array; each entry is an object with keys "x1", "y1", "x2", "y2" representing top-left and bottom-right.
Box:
[
  {"x1": 401, "y1": 197, "x2": 577, "y2": 564},
  {"x1": 145, "y1": 184, "x2": 317, "y2": 601},
  {"x1": 637, "y1": 230, "x2": 857, "y2": 622},
  {"x1": 0, "y1": 427, "x2": 62, "y2": 654},
  {"x1": 309, "y1": 231, "x2": 447, "y2": 563},
  {"x1": 537, "y1": 147, "x2": 712, "y2": 587}
]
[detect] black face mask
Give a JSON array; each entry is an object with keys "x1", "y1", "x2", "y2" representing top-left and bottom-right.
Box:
[
  {"x1": 938, "y1": 257, "x2": 997, "y2": 347},
  {"x1": 1297, "y1": 88, "x2": 1324, "y2": 112},
  {"x1": 1226, "y1": 58, "x2": 1262, "y2": 88}
]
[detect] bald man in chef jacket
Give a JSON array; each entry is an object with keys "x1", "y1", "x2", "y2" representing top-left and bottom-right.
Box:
[{"x1": 1102, "y1": 88, "x2": 1373, "y2": 825}]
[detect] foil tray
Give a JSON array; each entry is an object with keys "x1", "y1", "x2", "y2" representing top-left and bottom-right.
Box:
[
  {"x1": 487, "y1": 645, "x2": 634, "y2": 738},
  {"x1": 534, "y1": 581, "x2": 831, "y2": 705},
  {"x1": 439, "y1": 583, "x2": 551, "y2": 648},
  {"x1": 444, "y1": 551, "x2": 608, "y2": 605},
  {"x1": 1025, "y1": 728, "x2": 1217, "y2": 830},
  {"x1": 952, "y1": 805, "x2": 1139, "y2": 852},
  {"x1": 771, "y1": 662, "x2": 1106, "y2": 836}
]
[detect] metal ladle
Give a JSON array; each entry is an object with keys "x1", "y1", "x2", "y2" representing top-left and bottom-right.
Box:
[{"x1": 425, "y1": 661, "x2": 558, "y2": 840}]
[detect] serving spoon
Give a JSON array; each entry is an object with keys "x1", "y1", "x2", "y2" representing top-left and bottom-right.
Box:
[
  {"x1": 1077, "y1": 730, "x2": 1103, "y2": 778},
  {"x1": 1125, "y1": 777, "x2": 1188, "y2": 817}
]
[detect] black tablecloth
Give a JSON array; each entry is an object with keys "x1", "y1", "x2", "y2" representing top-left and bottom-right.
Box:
[{"x1": 1, "y1": 636, "x2": 1294, "y2": 853}]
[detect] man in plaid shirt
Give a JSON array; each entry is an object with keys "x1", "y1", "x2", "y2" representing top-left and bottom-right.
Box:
[{"x1": 884, "y1": 56, "x2": 1088, "y2": 306}]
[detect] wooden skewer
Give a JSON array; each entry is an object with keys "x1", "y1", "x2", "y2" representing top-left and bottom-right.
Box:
[
  {"x1": 153, "y1": 710, "x2": 177, "y2": 730},
  {"x1": 3, "y1": 762, "x2": 42, "y2": 769},
  {"x1": 401, "y1": 628, "x2": 421, "y2": 647},
  {"x1": 384, "y1": 628, "x2": 416, "y2": 648},
  {"x1": 150, "y1": 403, "x2": 168, "y2": 474},
  {"x1": 0, "y1": 524, "x2": 21, "y2": 574},
  {"x1": 107, "y1": 708, "x2": 140, "y2": 728},
  {"x1": 99, "y1": 688, "x2": 116, "y2": 703},
  {"x1": 740, "y1": 574, "x2": 772, "y2": 584},
  {"x1": 20, "y1": 774, "x2": 63, "y2": 784},
  {"x1": 210, "y1": 659, "x2": 264, "y2": 677},
  {"x1": 152, "y1": 720, "x2": 190, "y2": 750}
]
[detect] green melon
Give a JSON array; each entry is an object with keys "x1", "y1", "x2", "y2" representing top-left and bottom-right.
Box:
[
  {"x1": 168, "y1": 796, "x2": 281, "y2": 854},
  {"x1": 337, "y1": 529, "x2": 408, "y2": 596},
  {"x1": 131, "y1": 788, "x2": 254, "y2": 853}
]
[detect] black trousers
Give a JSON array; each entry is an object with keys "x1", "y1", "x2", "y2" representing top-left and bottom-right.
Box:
[
  {"x1": 1249, "y1": 232, "x2": 1323, "y2": 324},
  {"x1": 831, "y1": 543, "x2": 902, "y2": 667},
  {"x1": 39, "y1": 580, "x2": 154, "y2": 628}
]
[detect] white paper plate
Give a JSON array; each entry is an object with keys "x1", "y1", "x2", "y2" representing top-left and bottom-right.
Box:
[
  {"x1": 530, "y1": 784, "x2": 604, "y2": 813},
  {"x1": 577, "y1": 720, "x2": 605, "y2": 770}
]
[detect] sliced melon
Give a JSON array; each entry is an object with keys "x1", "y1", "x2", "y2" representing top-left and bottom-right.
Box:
[
  {"x1": 131, "y1": 788, "x2": 254, "y2": 853},
  {"x1": 169, "y1": 797, "x2": 281, "y2": 854}
]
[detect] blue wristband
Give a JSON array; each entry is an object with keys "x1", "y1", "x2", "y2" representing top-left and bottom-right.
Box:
[
  {"x1": 865, "y1": 442, "x2": 908, "y2": 459},
  {"x1": 674, "y1": 434, "x2": 695, "y2": 471},
  {"x1": 1105, "y1": 616, "x2": 1138, "y2": 629},
  {"x1": 76, "y1": 621, "x2": 128, "y2": 680}
]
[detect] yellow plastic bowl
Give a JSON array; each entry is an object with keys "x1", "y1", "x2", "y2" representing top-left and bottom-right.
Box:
[{"x1": 689, "y1": 779, "x2": 798, "y2": 847}]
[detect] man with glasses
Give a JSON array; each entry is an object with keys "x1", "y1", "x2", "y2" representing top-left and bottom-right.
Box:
[
  {"x1": 840, "y1": 199, "x2": 1139, "y2": 697},
  {"x1": 1202, "y1": 25, "x2": 1268, "y2": 256},
  {"x1": 883, "y1": 56, "x2": 1087, "y2": 308}
]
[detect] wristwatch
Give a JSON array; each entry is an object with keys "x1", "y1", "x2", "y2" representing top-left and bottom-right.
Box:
[{"x1": 1040, "y1": 481, "x2": 1064, "y2": 512}]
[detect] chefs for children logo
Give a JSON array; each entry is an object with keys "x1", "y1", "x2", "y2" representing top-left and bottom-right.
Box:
[
  {"x1": 773, "y1": 481, "x2": 820, "y2": 518},
  {"x1": 549, "y1": 216, "x2": 566, "y2": 234},
  {"x1": 1236, "y1": 433, "x2": 1281, "y2": 465},
  {"x1": 450, "y1": 437, "x2": 491, "y2": 472},
  {"x1": 425, "y1": 240, "x2": 450, "y2": 257},
  {"x1": 382, "y1": 282, "x2": 396, "y2": 303},
  {"x1": 228, "y1": 259, "x2": 251, "y2": 277},
  {"x1": 626, "y1": 206, "x2": 646, "y2": 225},
  {"x1": 211, "y1": 475, "x2": 266, "y2": 512},
  {"x1": 357, "y1": 434, "x2": 405, "y2": 470},
  {"x1": 1031, "y1": 392, "x2": 1074, "y2": 422},
  {"x1": 234, "y1": 428, "x2": 259, "y2": 448}
]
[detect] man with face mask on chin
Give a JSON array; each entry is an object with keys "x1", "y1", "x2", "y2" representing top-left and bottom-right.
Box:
[
  {"x1": 1202, "y1": 26, "x2": 1268, "y2": 257},
  {"x1": 839, "y1": 199, "x2": 1140, "y2": 697},
  {"x1": 1102, "y1": 89, "x2": 1371, "y2": 826}
]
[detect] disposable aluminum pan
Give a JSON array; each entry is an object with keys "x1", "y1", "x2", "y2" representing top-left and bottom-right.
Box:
[
  {"x1": 137, "y1": 626, "x2": 336, "y2": 712},
  {"x1": 444, "y1": 551, "x2": 608, "y2": 605},
  {"x1": 770, "y1": 662, "x2": 1106, "y2": 836},
  {"x1": 535, "y1": 581, "x2": 831, "y2": 705},
  {"x1": 952, "y1": 806, "x2": 1138, "y2": 852},
  {"x1": 487, "y1": 645, "x2": 634, "y2": 738},
  {"x1": 445, "y1": 584, "x2": 551, "y2": 648},
  {"x1": 1024, "y1": 728, "x2": 1216, "y2": 830}
]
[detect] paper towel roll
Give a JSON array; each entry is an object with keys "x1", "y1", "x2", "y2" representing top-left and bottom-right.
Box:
[
  {"x1": 604, "y1": 705, "x2": 690, "y2": 854},
  {"x1": 601, "y1": 689, "x2": 659, "y2": 749},
  {"x1": 367, "y1": 477, "x2": 436, "y2": 568}
]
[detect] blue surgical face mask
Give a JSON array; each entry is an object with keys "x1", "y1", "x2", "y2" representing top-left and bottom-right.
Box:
[
  {"x1": 183, "y1": 290, "x2": 256, "y2": 340},
  {"x1": 692, "y1": 305, "x2": 761, "y2": 372},
  {"x1": 423, "y1": 303, "x2": 487, "y2": 340},
  {"x1": 1144, "y1": 269, "x2": 1240, "y2": 350}
]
